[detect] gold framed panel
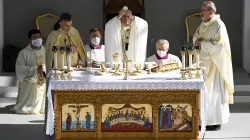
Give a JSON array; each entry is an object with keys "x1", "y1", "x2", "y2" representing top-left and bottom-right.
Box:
[{"x1": 54, "y1": 90, "x2": 200, "y2": 140}]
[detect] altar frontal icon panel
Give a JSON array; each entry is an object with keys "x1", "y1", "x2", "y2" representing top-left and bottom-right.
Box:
[
  {"x1": 159, "y1": 104, "x2": 192, "y2": 132},
  {"x1": 61, "y1": 104, "x2": 95, "y2": 132},
  {"x1": 101, "y1": 104, "x2": 153, "y2": 132}
]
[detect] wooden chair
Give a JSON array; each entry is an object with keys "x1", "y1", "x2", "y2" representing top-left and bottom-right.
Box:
[
  {"x1": 36, "y1": 13, "x2": 59, "y2": 41},
  {"x1": 185, "y1": 13, "x2": 201, "y2": 44},
  {"x1": 184, "y1": 13, "x2": 201, "y2": 67}
]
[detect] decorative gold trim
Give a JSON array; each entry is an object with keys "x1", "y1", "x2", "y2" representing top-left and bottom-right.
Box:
[
  {"x1": 36, "y1": 13, "x2": 59, "y2": 30},
  {"x1": 54, "y1": 90, "x2": 200, "y2": 140},
  {"x1": 185, "y1": 13, "x2": 200, "y2": 43}
]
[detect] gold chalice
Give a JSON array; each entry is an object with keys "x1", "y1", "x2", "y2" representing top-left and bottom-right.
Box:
[
  {"x1": 145, "y1": 63, "x2": 153, "y2": 74},
  {"x1": 113, "y1": 53, "x2": 119, "y2": 61},
  {"x1": 135, "y1": 63, "x2": 141, "y2": 72},
  {"x1": 101, "y1": 63, "x2": 107, "y2": 72},
  {"x1": 114, "y1": 63, "x2": 120, "y2": 73}
]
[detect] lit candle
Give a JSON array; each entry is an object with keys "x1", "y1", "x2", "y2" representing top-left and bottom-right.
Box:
[
  {"x1": 67, "y1": 54, "x2": 71, "y2": 70},
  {"x1": 61, "y1": 53, "x2": 64, "y2": 69},
  {"x1": 66, "y1": 47, "x2": 72, "y2": 70},
  {"x1": 52, "y1": 46, "x2": 58, "y2": 69},
  {"x1": 189, "y1": 54, "x2": 192, "y2": 69},
  {"x1": 60, "y1": 47, "x2": 66, "y2": 69},
  {"x1": 197, "y1": 53, "x2": 200, "y2": 68},
  {"x1": 182, "y1": 54, "x2": 185, "y2": 69},
  {"x1": 54, "y1": 53, "x2": 57, "y2": 68}
]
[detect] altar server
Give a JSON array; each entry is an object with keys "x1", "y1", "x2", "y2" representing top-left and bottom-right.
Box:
[
  {"x1": 105, "y1": 6, "x2": 148, "y2": 68},
  {"x1": 193, "y1": 1, "x2": 234, "y2": 130},
  {"x1": 12, "y1": 29, "x2": 46, "y2": 114},
  {"x1": 85, "y1": 28, "x2": 105, "y2": 68},
  {"x1": 147, "y1": 39, "x2": 182, "y2": 67}
]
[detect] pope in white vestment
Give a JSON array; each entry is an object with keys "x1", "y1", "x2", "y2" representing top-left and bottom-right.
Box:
[
  {"x1": 12, "y1": 29, "x2": 46, "y2": 114},
  {"x1": 105, "y1": 6, "x2": 148, "y2": 68},
  {"x1": 147, "y1": 39, "x2": 182, "y2": 67},
  {"x1": 85, "y1": 28, "x2": 105, "y2": 68},
  {"x1": 193, "y1": 1, "x2": 234, "y2": 130}
]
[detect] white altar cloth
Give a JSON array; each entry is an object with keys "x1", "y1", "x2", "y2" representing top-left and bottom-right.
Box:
[{"x1": 46, "y1": 70, "x2": 209, "y2": 136}]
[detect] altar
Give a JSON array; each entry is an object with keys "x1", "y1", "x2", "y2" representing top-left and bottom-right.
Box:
[{"x1": 46, "y1": 69, "x2": 209, "y2": 140}]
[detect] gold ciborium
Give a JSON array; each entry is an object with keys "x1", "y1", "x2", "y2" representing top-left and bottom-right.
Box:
[{"x1": 145, "y1": 62, "x2": 154, "y2": 74}]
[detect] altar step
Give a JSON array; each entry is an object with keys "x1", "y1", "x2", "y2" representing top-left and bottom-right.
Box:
[{"x1": 0, "y1": 72, "x2": 18, "y2": 98}]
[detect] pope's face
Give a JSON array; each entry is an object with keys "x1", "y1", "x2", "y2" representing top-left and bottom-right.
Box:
[
  {"x1": 121, "y1": 15, "x2": 131, "y2": 26},
  {"x1": 60, "y1": 20, "x2": 72, "y2": 32},
  {"x1": 157, "y1": 43, "x2": 169, "y2": 52},
  {"x1": 200, "y1": 5, "x2": 213, "y2": 21}
]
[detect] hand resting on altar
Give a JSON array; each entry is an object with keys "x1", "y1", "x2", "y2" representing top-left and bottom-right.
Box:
[{"x1": 92, "y1": 61, "x2": 100, "y2": 68}]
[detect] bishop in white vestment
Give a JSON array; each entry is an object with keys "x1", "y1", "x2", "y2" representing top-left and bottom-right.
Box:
[
  {"x1": 193, "y1": 1, "x2": 234, "y2": 130},
  {"x1": 105, "y1": 6, "x2": 148, "y2": 68},
  {"x1": 147, "y1": 39, "x2": 182, "y2": 67},
  {"x1": 85, "y1": 28, "x2": 105, "y2": 68},
  {"x1": 12, "y1": 29, "x2": 46, "y2": 114}
]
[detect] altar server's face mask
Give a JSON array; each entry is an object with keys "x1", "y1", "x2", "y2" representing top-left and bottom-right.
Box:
[
  {"x1": 90, "y1": 30, "x2": 101, "y2": 46},
  {"x1": 157, "y1": 50, "x2": 167, "y2": 57},
  {"x1": 157, "y1": 43, "x2": 169, "y2": 57},
  {"x1": 91, "y1": 37, "x2": 101, "y2": 46},
  {"x1": 32, "y1": 38, "x2": 43, "y2": 47}
]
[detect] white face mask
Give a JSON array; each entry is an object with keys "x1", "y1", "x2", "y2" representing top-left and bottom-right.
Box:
[
  {"x1": 32, "y1": 38, "x2": 43, "y2": 47},
  {"x1": 157, "y1": 50, "x2": 167, "y2": 57},
  {"x1": 91, "y1": 37, "x2": 101, "y2": 46}
]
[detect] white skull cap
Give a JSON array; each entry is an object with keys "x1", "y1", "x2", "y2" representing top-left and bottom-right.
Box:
[{"x1": 123, "y1": 6, "x2": 128, "y2": 10}]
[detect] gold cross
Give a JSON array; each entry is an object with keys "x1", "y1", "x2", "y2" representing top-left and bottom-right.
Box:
[{"x1": 122, "y1": 55, "x2": 131, "y2": 80}]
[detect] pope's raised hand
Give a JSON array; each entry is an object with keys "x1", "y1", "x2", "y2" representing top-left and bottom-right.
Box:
[
  {"x1": 118, "y1": 10, "x2": 126, "y2": 19},
  {"x1": 125, "y1": 10, "x2": 134, "y2": 19}
]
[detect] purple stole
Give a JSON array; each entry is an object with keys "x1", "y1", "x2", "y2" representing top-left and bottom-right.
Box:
[
  {"x1": 89, "y1": 43, "x2": 102, "y2": 49},
  {"x1": 156, "y1": 53, "x2": 168, "y2": 60}
]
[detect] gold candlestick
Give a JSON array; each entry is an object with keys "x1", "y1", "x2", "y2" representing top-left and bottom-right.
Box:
[
  {"x1": 180, "y1": 69, "x2": 187, "y2": 80},
  {"x1": 67, "y1": 72, "x2": 72, "y2": 80},
  {"x1": 52, "y1": 68, "x2": 59, "y2": 80},
  {"x1": 188, "y1": 68, "x2": 194, "y2": 79},
  {"x1": 195, "y1": 68, "x2": 201, "y2": 79},
  {"x1": 60, "y1": 70, "x2": 66, "y2": 80}
]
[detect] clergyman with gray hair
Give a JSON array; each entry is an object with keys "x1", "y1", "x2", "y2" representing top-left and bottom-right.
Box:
[
  {"x1": 193, "y1": 1, "x2": 234, "y2": 131},
  {"x1": 147, "y1": 39, "x2": 182, "y2": 67}
]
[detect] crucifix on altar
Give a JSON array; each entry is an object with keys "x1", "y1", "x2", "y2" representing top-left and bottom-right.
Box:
[
  {"x1": 68, "y1": 104, "x2": 89, "y2": 129},
  {"x1": 122, "y1": 54, "x2": 131, "y2": 80}
]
